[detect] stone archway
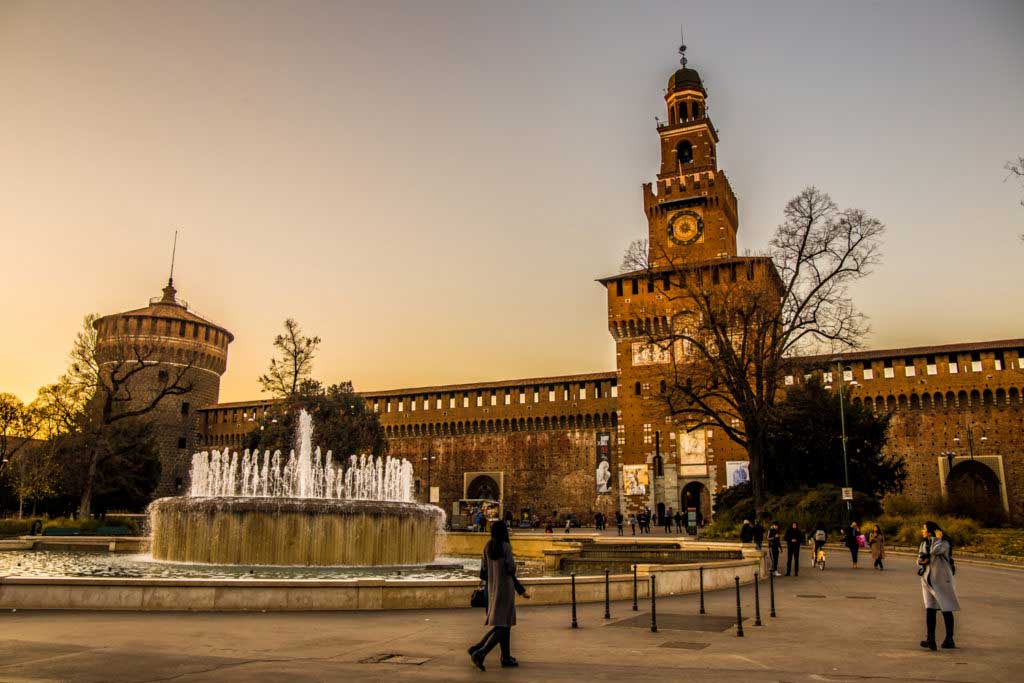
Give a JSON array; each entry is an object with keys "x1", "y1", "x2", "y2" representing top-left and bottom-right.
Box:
[
  {"x1": 947, "y1": 460, "x2": 1001, "y2": 514},
  {"x1": 466, "y1": 474, "x2": 501, "y2": 501},
  {"x1": 681, "y1": 481, "x2": 711, "y2": 526}
]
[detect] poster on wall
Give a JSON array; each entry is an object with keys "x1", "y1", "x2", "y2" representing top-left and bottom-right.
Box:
[
  {"x1": 595, "y1": 431, "x2": 612, "y2": 494},
  {"x1": 725, "y1": 461, "x2": 750, "y2": 488},
  {"x1": 622, "y1": 464, "x2": 649, "y2": 497}
]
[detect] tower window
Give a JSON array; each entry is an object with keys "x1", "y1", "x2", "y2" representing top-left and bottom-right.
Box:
[
  {"x1": 677, "y1": 140, "x2": 693, "y2": 164},
  {"x1": 692, "y1": 101, "x2": 701, "y2": 118},
  {"x1": 631, "y1": 279, "x2": 639, "y2": 295},
  {"x1": 181, "y1": 402, "x2": 190, "y2": 416},
  {"x1": 634, "y1": 381, "x2": 642, "y2": 396},
  {"x1": 177, "y1": 437, "x2": 187, "y2": 449},
  {"x1": 615, "y1": 279, "x2": 623, "y2": 296}
]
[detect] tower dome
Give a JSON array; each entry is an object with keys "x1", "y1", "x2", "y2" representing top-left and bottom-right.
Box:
[{"x1": 668, "y1": 34, "x2": 706, "y2": 95}]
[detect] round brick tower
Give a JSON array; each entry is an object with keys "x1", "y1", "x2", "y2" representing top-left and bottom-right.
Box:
[{"x1": 93, "y1": 278, "x2": 233, "y2": 497}]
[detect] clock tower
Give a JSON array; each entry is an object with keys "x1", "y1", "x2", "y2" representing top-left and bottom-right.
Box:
[{"x1": 645, "y1": 40, "x2": 739, "y2": 266}]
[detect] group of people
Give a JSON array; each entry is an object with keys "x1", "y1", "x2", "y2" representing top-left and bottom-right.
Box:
[
  {"x1": 468, "y1": 516, "x2": 962, "y2": 671},
  {"x1": 749, "y1": 520, "x2": 887, "y2": 577}
]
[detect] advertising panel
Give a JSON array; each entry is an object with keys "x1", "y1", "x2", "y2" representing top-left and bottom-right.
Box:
[
  {"x1": 595, "y1": 431, "x2": 612, "y2": 494},
  {"x1": 622, "y1": 464, "x2": 649, "y2": 497}
]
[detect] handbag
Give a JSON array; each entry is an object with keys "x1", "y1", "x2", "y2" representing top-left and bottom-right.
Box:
[{"x1": 470, "y1": 585, "x2": 487, "y2": 609}]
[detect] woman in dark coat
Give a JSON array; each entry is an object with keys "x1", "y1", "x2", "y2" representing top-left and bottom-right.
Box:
[{"x1": 469, "y1": 521, "x2": 529, "y2": 670}]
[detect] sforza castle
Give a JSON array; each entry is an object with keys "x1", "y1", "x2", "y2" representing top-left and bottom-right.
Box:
[{"x1": 99, "y1": 53, "x2": 1024, "y2": 524}]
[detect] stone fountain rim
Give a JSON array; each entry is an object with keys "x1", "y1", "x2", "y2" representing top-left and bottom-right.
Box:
[{"x1": 148, "y1": 496, "x2": 446, "y2": 517}]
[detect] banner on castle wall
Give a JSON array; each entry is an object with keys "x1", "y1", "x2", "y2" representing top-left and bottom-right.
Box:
[
  {"x1": 595, "y1": 432, "x2": 612, "y2": 494},
  {"x1": 679, "y1": 429, "x2": 708, "y2": 477},
  {"x1": 622, "y1": 464, "x2": 649, "y2": 497},
  {"x1": 725, "y1": 461, "x2": 750, "y2": 488}
]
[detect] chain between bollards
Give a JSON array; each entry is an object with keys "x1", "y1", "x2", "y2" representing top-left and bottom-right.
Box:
[
  {"x1": 769, "y1": 566, "x2": 777, "y2": 618},
  {"x1": 650, "y1": 574, "x2": 658, "y2": 633},
  {"x1": 753, "y1": 570, "x2": 762, "y2": 626},
  {"x1": 699, "y1": 565, "x2": 705, "y2": 615},
  {"x1": 571, "y1": 572, "x2": 578, "y2": 629},
  {"x1": 632, "y1": 563, "x2": 638, "y2": 611},
  {"x1": 604, "y1": 568, "x2": 611, "y2": 619},
  {"x1": 734, "y1": 576, "x2": 744, "y2": 637}
]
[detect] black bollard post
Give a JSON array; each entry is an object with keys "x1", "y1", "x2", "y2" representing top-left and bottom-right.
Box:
[
  {"x1": 632, "y1": 563, "x2": 638, "y2": 611},
  {"x1": 699, "y1": 565, "x2": 706, "y2": 615},
  {"x1": 734, "y1": 576, "x2": 745, "y2": 637},
  {"x1": 769, "y1": 567, "x2": 777, "y2": 618},
  {"x1": 650, "y1": 574, "x2": 658, "y2": 633},
  {"x1": 753, "y1": 570, "x2": 762, "y2": 626},
  {"x1": 571, "y1": 572, "x2": 578, "y2": 629},
  {"x1": 604, "y1": 568, "x2": 611, "y2": 619}
]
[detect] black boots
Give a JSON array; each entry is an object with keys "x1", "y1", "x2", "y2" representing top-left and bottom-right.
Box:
[
  {"x1": 921, "y1": 609, "x2": 955, "y2": 650},
  {"x1": 941, "y1": 611, "x2": 955, "y2": 649}
]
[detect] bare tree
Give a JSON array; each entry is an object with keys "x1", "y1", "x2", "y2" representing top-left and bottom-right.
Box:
[
  {"x1": 66, "y1": 314, "x2": 197, "y2": 517},
  {"x1": 258, "y1": 318, "x2": 321, "y2": 398},
  {"x1": 622, "y1": 187, "x2": 884, "y2": 511},
  {"x1": 1006, "y1": 155, "x2": 1024, "y2": 240},
  {"x1": 6, "y1": 444, "x2": 59, "y2": 518}
]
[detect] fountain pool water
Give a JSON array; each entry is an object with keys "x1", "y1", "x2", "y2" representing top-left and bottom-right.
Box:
[{"x1": 148, "y1": 409, "x2": 445, "y2": 566}]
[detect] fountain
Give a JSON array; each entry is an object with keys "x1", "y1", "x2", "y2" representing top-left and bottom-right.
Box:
[{"x1": 148, "y1": 410, "x2": 445, "y2": 566}]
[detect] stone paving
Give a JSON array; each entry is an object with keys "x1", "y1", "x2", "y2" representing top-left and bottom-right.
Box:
[{"x1": 0, "y1": 552, "x2": 1020, "y2": 682}]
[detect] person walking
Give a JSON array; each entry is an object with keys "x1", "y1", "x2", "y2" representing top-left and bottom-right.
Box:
[
  {"x1": 673, "y1": 509, "x2": 683, "y2": 534},
  {"x1": 740, "y1": 519, "x2": 754, "y2": 544},
  {"x1": 752, "y1": 519, "x2": 765, "y2": 551},
  {"x1": 470, "y1": 521, "x2": 530, "y2": 670},
  {"x1": 664, "y1": 507, "x2": 674, "y2": 534},
  {"x1": 869, "y1": 525, "x2": 885, "y2": 570},
  {"x1": 564, "y1": 516, "x2": 572, "y2": 534},
  {"x1": 918, "y1": 521, "x2": 960, "y2": 650},
  {"x1": 784, "y1": 522, "x2": 804, "y2": 576},
  {"x1": 843, "y1": 521, "x2": 861, "y2": 568},
  {"x1": 767, "y1": 522, "x2": 782, "y2": 576},
  {"x1": 615, "y1": 511, "x2": 624, "y2": 536},
  {"x1": 628, "y1": 513, "x2": 637, "y2": 536}
]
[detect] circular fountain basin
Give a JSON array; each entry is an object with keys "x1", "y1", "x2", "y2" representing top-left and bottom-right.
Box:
[{"x1": 149, "y1": 496, "x2": 445, "y2": 566}]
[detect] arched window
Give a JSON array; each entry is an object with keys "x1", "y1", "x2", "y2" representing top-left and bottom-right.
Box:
[
  {"x1": 676, "y1": 140, "x2": 693, "y2": 164},
  {"x1": 692, "y1": 101, "x2": 701, "y2": 118}
]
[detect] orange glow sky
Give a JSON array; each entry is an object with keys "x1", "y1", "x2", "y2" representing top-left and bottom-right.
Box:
[{"x1": 2, "y1": 1, "x2": 1022, "y2": 405}]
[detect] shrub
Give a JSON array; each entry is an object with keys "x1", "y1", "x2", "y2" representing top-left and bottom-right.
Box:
[
  {"x1": 890, "y1": 515, "x2": 981, "y2": 548},
  {"x1": 883, "y1": 495, "x2": 921, "y2": 517},
  {"x1": 0, "y1": 518, "x2": 40, "y2": 536}
]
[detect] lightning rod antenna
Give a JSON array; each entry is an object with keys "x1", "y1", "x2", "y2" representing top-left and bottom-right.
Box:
[{"x1": 168, "y1": 230, "x2": 178, "y2": 286}]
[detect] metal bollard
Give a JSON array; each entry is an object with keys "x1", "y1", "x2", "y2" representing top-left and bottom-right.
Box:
[
  {"x1": 769, "y1": 567, "x2": 777, "y2": 618},
  {"x1": 604, "y1": 568, "x2": 611, "y2": 619},
  {"x1": 753, "y1": 570, "x2": 762, "y2": 626},
  {"x1": 632, "y1": 563, "x2": 638, "y2": 611},
  {"x1": 699, "y1": 565, "x2": 706, "y2": 615},
  {"x1": 571, "y1": 572, "x2": 578, "y2": 629},
  {"x1": 650, "y1": 574, "x2": 658, "y2": 633},
  {"x1": 734, "y1": 576, "x2": 744, "y2": 637}
]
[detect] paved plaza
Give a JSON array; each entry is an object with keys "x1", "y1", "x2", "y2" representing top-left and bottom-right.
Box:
[{"x1": 0, "y1": 552, "x2": 1020, "y2": 683}]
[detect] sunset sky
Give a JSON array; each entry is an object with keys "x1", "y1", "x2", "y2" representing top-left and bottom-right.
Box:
[{"x1": 2, "y1": 0, "x2": 1022, "y2": 405}]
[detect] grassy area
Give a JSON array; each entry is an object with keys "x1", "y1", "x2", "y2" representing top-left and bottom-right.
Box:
[{"x1": 960, "y1": 529, "x2": 1024, "y2": 561}]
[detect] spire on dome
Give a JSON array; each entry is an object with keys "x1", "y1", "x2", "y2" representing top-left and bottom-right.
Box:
[{"x1": 678, "y1": 26, "x2": 687, "y2": 67}]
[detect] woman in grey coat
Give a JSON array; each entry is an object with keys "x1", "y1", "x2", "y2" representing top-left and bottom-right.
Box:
[
  {"x1": 918, "y1": 521, "x2": 960, "y2": 650},
  {"x1": 469, "y1": 520, "x2": 529, "y2": 671}
]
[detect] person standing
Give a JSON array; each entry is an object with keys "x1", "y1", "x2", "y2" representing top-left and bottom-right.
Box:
[
  {"x1": 752, "y1": 519, "x2": 765, "y2": 551},
  {"x1": 869, "y1": 525, "x2": 885, "y2": 570},
  {"x1": 918, "y1": 521, "x2": 959, "y2": 650},
  {"x1": 674, "y1": 509, "x2": 683, "y2": 534},
  {"x1": 628, "y1": 513, "x2": 637, "y2": 536},
  {"x1": 740, "y1": 519, "x2": 754, "y2": 544},
  {"x1": 615, "y1": 511, "x2": 624, "y2": 536},
  {"x1": 784, "y1": 522, "x2": 804, "y2": 576},
  {"x1": 843, "y1": 521, "x2": 861, "y2": 568},
  {"x1": 470, "y1": 521, "x2": 529, "y2": 670},
  {"x1": 664, "y1": 507, "x2": 674, "y2": 534},
  {"x1": 767, "y1": 523, "x2": 782, "y2": 576}
]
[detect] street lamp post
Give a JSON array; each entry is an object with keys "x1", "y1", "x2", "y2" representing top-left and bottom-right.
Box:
[
  {"x1": 825, "y1": 362, "x2": 859, "y2": 525},
  {"x1": 422, "y1": 448, "x2": 437, "y2": 504}
]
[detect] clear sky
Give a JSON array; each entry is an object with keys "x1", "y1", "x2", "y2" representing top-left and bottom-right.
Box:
[{"x1": 2, "y1": 0, "x2": 1022, "y2": 404}]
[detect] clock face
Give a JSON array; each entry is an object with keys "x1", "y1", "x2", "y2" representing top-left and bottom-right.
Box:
[{"x1": 667, "y1": 210, "x2": 704, "y2": 246}]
